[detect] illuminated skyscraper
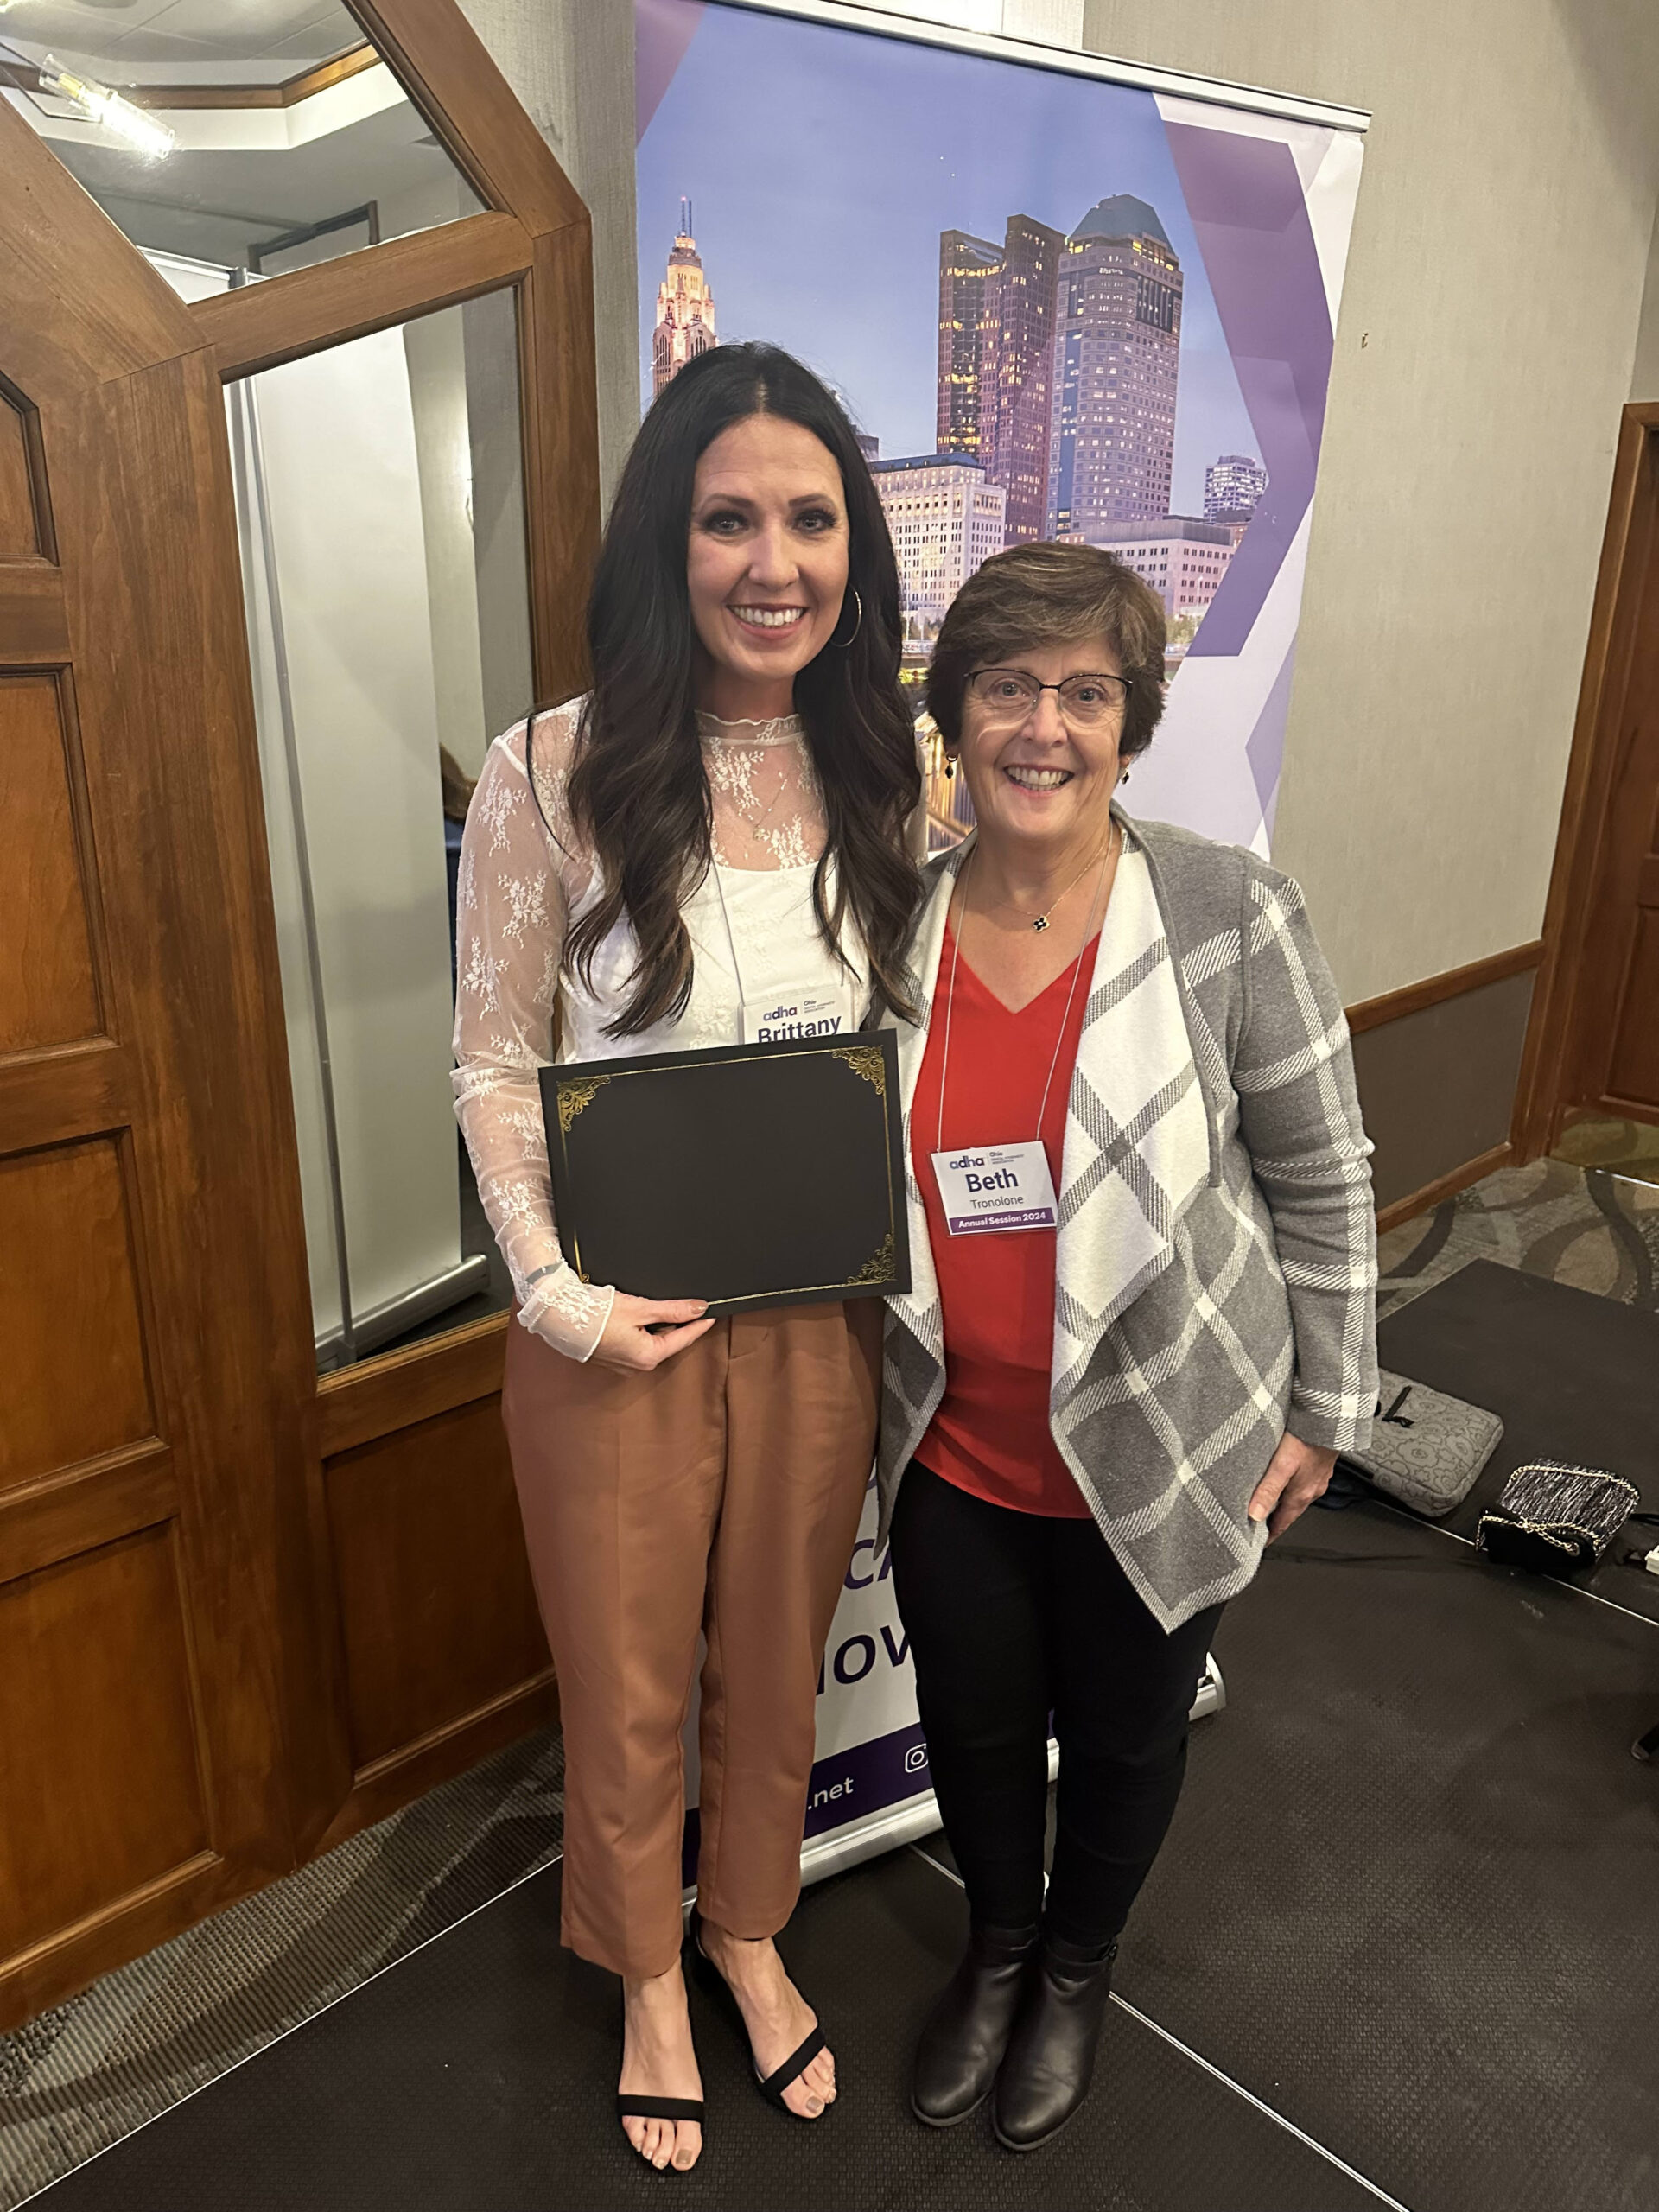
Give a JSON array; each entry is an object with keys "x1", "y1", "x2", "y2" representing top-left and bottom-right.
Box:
[
  {"x1": 937, "y1": 230, "x2": 1001, "y2": 459},
  {"x1": 982, "y1": 213, "x2": 1066, "y2": 542},
  {"x1": 1046, "y1": 195, "x2": 1182, "y2": 536},
  {"x1": 1204, "y1": 453, "x2": 1268, "y2": 525},
  {"x1": 652, "y1": 199, "x2": 716, "y2": 397}
]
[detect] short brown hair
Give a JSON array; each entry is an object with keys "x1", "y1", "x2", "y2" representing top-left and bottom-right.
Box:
[{"x1": 924, "y1": 541, "x2": 1166, "y2": 762}]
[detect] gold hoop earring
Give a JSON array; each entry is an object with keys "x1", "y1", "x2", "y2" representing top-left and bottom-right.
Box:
[{"x1": 831, "y1": 588, "x2": 863, "y2": 649}]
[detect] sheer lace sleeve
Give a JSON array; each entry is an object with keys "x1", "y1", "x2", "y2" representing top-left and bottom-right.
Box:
[{"x1": 452, "y1": 703, "x2": 614, "y2": 1361}]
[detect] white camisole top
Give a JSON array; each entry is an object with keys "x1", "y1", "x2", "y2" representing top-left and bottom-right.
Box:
[{"x1": 452, "y1": 697, "x2": 867, "y2": 1361}]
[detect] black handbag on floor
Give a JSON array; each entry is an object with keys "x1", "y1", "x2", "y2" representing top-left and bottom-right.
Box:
[{"x1": 1475, "y1": 1460, "x2": 1639, "y2": 1575}]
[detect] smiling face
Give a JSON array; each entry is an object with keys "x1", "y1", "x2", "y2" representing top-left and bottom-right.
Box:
[
  {"x1": 952, "y1": 633, "x2": 1127, "y2": 861},
  {"x1": 686, "y1": 413, "x2": 850, "y2": 719}
]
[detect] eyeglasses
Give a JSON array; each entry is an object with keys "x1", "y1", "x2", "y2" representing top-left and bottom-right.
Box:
[{"x1": 965, "y1": 667, "x2": 1130, "y2": 727}]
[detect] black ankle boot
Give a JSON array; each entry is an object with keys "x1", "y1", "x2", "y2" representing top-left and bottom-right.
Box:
[
  {"x1": 990, "y1": 1931, "x2": 1117, "y2": 2152},
  {"x1": 911, "y1": 1922, "x2": 1039, "y2": 2127}
]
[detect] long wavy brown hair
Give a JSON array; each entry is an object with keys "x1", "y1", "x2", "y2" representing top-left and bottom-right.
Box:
[{"x1": 554, "y1": 342, "x2": 923, "y2": 1039}]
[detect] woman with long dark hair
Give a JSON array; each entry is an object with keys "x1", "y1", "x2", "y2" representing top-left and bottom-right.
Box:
[{"x1": 453, "y1": 343, "x2": 922, "y2": 2172}]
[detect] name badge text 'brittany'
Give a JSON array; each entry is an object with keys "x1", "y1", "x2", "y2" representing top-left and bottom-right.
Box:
[{"x1": 743, "y1": 990, "x2": 850, "y2": 1046}]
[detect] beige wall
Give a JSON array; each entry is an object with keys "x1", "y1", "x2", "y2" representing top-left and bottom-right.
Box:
[
  {"x1": 1077, "y1": 1, "x2": 1659, "y2": 1000},
  {"x1": 1631, "y1": 200, "x2": 1659, "y2": 400},
  {"x1": 457, "y1": 0, "x2": 641, "y2": 507},
  {"x1": 465, "y1": 0, "x2": 1659, "y2": 1001}
]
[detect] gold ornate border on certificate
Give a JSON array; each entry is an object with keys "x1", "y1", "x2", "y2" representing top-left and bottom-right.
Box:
[
  {"x1": 550, "y1": 1036, "x2": 901, "y2": 1303},
  {"x1": 830, "y1": 1044, "x2": 887, "y2": 1098},
  {"x1": 556, "y1": 1073, "x2": 611, "y2": 1134},
  {"x1": 848, "y1": 1229, "x2": 895, "y2": 1287}
]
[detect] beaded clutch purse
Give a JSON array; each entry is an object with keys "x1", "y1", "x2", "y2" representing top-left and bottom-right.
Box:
[{"x1": 1475, "y1": 1461, "x2": 1640, "y2": 1575}]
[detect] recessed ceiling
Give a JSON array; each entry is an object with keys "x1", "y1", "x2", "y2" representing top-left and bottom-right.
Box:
[
  {"x1": 0, "y1": 0, "x2": 364, "y2": 83},
  {"x1": 3, "y1": 0, "x2": 481, "y2": 270},
  {"x1": 51, "y1": 100, "x2": 462, "y2": 237}
]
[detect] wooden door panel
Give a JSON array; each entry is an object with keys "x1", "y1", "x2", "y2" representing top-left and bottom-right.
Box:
[
  {"x1": 0, "y1": 1523, "x2": 208, "y2": 1956},
  {"x1": 1, "y1": 0, "x2": 600, "y2": 2025},
  {"x1": 0, "y1": 387, "x2": 48, "y2": 560},
  {"x1": 1566, "y1": 429, "x2": 1659, "y2": 1122},
  {"x1": 0, "y1": 1138, "x2": 154, "y2": 1491},
  {"x1": 1606, "y1": 907, "x2": 1659, "y2": 1105},
  {"x1": 0, "y1": 110, "x2": 344, "y2": 2030},
  {"x1": 44, "y1": 352, "x2": 346, "y2": 1859},
  {"x1": 0, "y1": 571, "x2": 71, "y2": 662},
  {"x1": 325, "y1": 1397, "x2": 548, "y2": 1771},
  {"x1": 0, "y1": 671, "x2": 102, "y2": 1052}
]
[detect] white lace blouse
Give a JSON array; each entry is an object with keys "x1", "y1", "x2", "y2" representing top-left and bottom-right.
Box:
[{"x1": 452, "y1": 696, "x2": 868, "y2": 1362}]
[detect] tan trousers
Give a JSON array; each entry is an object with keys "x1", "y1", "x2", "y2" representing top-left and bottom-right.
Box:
[{"x1": 502, "y1": 1299, "x2": 881, "y2": 1979}]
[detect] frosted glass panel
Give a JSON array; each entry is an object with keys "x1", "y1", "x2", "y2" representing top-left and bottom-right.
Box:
[{"x1": 223, "y1": 288, "x2": 533, "y2": 1370}]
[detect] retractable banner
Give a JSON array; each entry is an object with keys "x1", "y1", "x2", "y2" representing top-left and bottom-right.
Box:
[{"x1": 644, "y1": 0, "x2": 1365, "y2": 1877}]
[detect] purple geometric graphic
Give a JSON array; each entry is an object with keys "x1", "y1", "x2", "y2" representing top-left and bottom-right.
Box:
[
  {"x1": 1244, "y1": 640, "x2": 1299, "y2": 830},
  {"x1": 636, "y1": 0, "x2": 705, "y2": 144},
  {"x1": 1161, "y1": 124, "x2": 1333, "y2": 658}
]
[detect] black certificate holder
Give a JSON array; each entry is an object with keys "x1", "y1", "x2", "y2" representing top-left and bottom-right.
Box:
[{"x1": 541, "y1": 1028, "x2": 910, "y2": 1316}]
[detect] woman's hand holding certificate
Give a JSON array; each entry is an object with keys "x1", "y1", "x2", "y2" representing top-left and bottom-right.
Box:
[{"x1": 591, "y1": 1292, "x2": 714, "y2": 1372}]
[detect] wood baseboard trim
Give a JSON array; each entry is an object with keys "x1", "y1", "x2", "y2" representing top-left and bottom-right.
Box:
[
  {"x1": 0, "y1": 1851, "x2": 231, "y2": 2034},
  {"x1": 315, "y1": 1672, "x2": 558, "y2": 1858},
  {"x1": 1375, "y1": 1142, "x2": 1513, "y2": 1235},
  {"x1": 1345, "y1": 942, "x2": 1543, "y2": 1036}
]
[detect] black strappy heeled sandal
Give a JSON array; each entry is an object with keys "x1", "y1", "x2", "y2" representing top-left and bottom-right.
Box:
[
  {"x1": 614, "y1": 2092, "x2": 705, "y2": 2136},
  {"x1": 687, "y1": 1907, "x2": 833, "y2": 2120},
  {"x1": 617, "y1": 1939, "x2": 704, "y2": 2158}
]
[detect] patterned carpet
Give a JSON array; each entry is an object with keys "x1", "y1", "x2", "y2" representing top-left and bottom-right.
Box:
[
  {"x1": 0, "y1": 1736, "x2": 564, "y2": 2209},
  {"x1": 3, "y1": 1156, "x2": 1656, "y2": 2209},
  {"x1": 1551, "y1": 1113, "x2": 1659, "y2": 1192},
  {"x1": 1376, "y1": 1154, "x2": 1659, "y2": 1318}
]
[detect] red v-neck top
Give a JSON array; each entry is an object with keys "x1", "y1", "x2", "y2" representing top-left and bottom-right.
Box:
[{"x1": 911, "y1": 918, "x2": 1097, "y2": 1518}]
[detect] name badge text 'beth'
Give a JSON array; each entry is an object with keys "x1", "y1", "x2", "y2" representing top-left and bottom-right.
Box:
[{"x1": 931, "y1": 1139, "x2": 1058, "y2": 1236}]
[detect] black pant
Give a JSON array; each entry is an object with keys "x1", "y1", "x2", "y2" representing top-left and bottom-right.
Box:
[{"x1": 889, "y1": 1462, "x2": 1222, "y2": 1949}]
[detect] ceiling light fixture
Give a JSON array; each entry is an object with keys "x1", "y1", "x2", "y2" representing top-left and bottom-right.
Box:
[{"x1": 38, "y1": 53, "x2": 175, "y2": 157}]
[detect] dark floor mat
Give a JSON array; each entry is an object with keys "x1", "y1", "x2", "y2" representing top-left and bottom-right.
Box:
[
  {"x1": 1373, "y1": 1258, "x2": 1659, "y2": 1620},
  {"x1": 1123, "y1": 1502, "x2": 1659, "y2": 2212},
  {"x1": 30, "y1": 1848, "x2": 1385, "y2": 2212}
]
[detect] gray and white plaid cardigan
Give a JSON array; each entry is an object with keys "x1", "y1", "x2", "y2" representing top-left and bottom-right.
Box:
[{"x1": 877, "y1": 809, "x2": 1378, "y2": 1631}]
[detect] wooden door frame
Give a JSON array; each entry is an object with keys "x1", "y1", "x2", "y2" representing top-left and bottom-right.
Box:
[
  {"x1": 181, "y1": 0, "x2": 601, "y2": 1844},
  {"x1": 1511, "y1": 400, "x2": 1659, "y2": 1158},
  {"x1": 1, "y1": 0, "x2": 596, "y2": 2022}
]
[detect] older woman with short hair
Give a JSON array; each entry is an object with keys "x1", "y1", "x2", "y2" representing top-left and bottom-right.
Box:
[{"x1": 880, "y1": 541, "x2": 1376, "y2": 2152}]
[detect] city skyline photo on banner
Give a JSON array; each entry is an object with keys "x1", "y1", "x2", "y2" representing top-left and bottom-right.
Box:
[
  {"x1": 636, "y1": 5, "x2": 1255, "y2": 514},
  {"x1": 635, "y1": 0, "x2": 1363, "y2": 849}
]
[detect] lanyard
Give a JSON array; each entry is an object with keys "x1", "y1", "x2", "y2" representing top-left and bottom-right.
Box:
[
  {"x1": 933, "y1": 828, "x2": 1116, "y2": 1158},
  {"x1": 710, "y1": 854, "x2": 856, "y2": 1043},
  {"x1": 709, "y1": 854, "x2": 750, "y2": 1009}
]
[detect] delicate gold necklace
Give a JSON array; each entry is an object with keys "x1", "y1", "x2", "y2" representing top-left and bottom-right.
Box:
[{"x1": 974, "y1": 826, "x2": 1118, "y2": 932}]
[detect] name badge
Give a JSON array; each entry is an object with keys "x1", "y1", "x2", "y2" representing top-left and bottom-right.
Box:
[
  {"x1": 931, "y1": 1140, "x2": 1058, "y2": 1236},
  {"x1": 743, "y1": 990, "x2": 851, "y2": 1046}
]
